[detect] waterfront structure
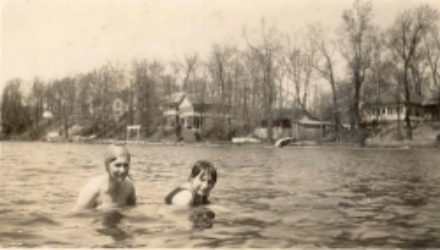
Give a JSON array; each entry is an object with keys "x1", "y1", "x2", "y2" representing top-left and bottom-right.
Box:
[{"x1": 255, "y1": 111, "x2": 334, "y2": 141}]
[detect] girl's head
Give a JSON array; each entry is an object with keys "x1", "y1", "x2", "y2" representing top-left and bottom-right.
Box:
[
  {"x1": 104, "y1": 144, "x2": 131, "y2": 182},
  {"x1": 189, "y1": 160, "x2": 217, "y2": 197}
]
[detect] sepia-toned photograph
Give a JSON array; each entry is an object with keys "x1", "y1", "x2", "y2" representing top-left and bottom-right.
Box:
[{"x1": 1, "y1": 0, "x2": 440, "y2": 248}]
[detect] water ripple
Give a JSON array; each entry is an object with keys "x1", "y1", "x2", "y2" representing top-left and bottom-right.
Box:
[{"x1": 1, "y1": 142, "x2": 440, "y2": 248}]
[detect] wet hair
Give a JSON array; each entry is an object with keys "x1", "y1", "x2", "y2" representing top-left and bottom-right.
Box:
[
  {"x1": 189, "y1": 160, "x2": 217, "y2": 184},
  {"x1": 104, "y1": 143, "x2": 131, "y2": 170}
]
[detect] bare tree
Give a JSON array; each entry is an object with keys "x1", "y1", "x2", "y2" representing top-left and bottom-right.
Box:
[
  {"x1": 244, "y1": 19, "x2": 282, "y2": 143},
  {"x1": 230, "y1": 52, "x2": 252, "y2": 132},
  {"x1": 309, "y1": 24, "x2": 342, "y2": 141},
  {"x1": 95, "y1": 63, "x2": 125, "y2": 136},
  {"x1": 338, "y1": 0, "x2": 375, "y2": 133},
  {"x1": 228, "y1": 50, "x2": 256, "y2": 134},
  {"x1": 182, "y1": 54, "x2": 199, "y2": 92},
  {"x1": 51, "y1": 77, "x2": 75, "y2": 138},
  {"x1": 243, "y1": 50, "x2": 265, "y2": 128},
  {"x1": 132, "y1": 59, "x2": 163, "y2": 136},
  {"x1": 76, "y1": 73, "x2": 94, "y2": 119},
  {"x1": 207, "y1": 44, "x2": 235, "y2": 138},
  {"x1": 1, "y1": 79, "x2": 31, "y2": 135},
  {"x1": 284, "y1": 32, "x2": 316, "y2": 114},
  {"x1": 29, "y1": 78, "x2": 46, "y2": 134},
  {"x1": 424, "y1": 28, "x2": 440, "y2": 86},
  {"x1": 389, "y1": 5, "x2": 439, "y2": 139}
]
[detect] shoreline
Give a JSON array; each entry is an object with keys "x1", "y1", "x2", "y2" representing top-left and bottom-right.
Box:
[{"x1": 2, "y1": 137, "x2": 438, "y2": 149}]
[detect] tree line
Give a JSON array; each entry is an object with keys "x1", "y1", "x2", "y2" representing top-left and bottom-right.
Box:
[{"x1": 2, "y1": 0, "x2": 439, "y2": 142}]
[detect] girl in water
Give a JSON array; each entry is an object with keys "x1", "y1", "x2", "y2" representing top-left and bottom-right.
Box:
[
  {"x1": 72, "y1": 144, "x2": 136, "y2": 212},
  {"x1": 164, "y1": 160, "x2": 217, "y2": 207}
]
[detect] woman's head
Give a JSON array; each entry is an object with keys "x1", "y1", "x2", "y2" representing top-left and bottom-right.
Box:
[
  {"x1": 104, "y1": 144, "x2": 131, "y2": 182},
  {"x1": 189, "y1": 160, "x2": 217, "y2": 197}
]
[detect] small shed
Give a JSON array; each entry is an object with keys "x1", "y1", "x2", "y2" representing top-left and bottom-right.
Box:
[{"x1": 293, "y1": 116, "x2": 333, "y2": 141}]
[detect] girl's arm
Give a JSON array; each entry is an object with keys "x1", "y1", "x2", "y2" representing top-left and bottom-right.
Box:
[
  {"x1": 71, "y1": 179, "x2": 99, "y2": 212},
  {"x1": 170, "y1": 190, "x2": 193, "y2": 207}
]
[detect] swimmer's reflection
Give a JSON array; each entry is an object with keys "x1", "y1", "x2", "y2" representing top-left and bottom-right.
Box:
[
  {"x1": 189, "y1": 206, "x2": 216, "y2": 229},
  {"x1": 94, "y1": 206, "x2": 216, "y2": 238},
  {"x1": 95, "y1": 209, "x2": 130, "y2": 241}
]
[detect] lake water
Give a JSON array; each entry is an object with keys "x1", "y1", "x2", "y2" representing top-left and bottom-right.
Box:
[{"x1": 1, "y1": 141, "x2": 440, "y2": 248}]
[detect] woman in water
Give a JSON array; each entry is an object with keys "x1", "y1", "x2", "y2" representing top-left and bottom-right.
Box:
[
  {"x1": 72, "y1": 143, "x2": 136, "y2": 212},
  {"x1": 164, "y1": 160, "x2": 217, "y2": 207}
]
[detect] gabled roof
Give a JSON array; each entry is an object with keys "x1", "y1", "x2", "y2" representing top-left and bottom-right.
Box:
[
  {"x1": 270, "y1": 107, "x2": 321, "y2": 121},
  {"x1": 421, "y1": 88, "x2": 440, "y2": 105},
  {"x1": 192, "y1": 103, "x2": 229, "y2": 113},
  {"x1": 364, "y1": 85, "x2": 440, "y2": 107},
  {"x1": 261, "y1": 110, "x2": 331, "y2": 126},
  {"x1": 166, "y1": 91, "x2": 186, "y2": 105},
  {"x1": 296, "y1": 116, "x2": 332, "y2": 126},
  {"x1": 163, "y1": 91, "x2": 230, "y2": 114},
  {"x1": 162, "y1": 91, "x2": 186, "y2": 109},
  {"x1": 185, "y1": 93, "x2": 211, "y2": 105},
  {"x1": 164, "y1": 92, "x2": 208, "y2": 106}
]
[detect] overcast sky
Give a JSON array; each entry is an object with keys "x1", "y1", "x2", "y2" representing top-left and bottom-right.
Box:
[{"x1": 2, "y1": 0, "x2": 440, "y2": 87}]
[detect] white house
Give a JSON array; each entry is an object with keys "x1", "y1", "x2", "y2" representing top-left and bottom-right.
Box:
[
  {"x1": 362, "y1": 86, "x2": 440, "y2": 125},
  {"x1": 163, "y1": 92, "x2": 186, "y2": 129},
  {"x1": 162, "y1": 92, "x2": 229, "y2": 132}
]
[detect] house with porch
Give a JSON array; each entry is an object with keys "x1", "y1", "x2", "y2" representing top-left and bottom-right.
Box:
[
  {"x1": 162, "y1": 92, "x2": 230, "y2": 134},
  {"x1": 362, "y1": 86, "x2": 440, "y2": 125},
  {"x1": 162, "y1": 92, "x2": 186, "y2": 129}
]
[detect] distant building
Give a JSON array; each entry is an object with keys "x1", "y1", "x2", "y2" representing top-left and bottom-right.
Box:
[
  {"x1": 255, "y1": 116, "x2": 292, "y2": 140},
  {"x1": 162, "y1": 92, "x2": 230, "y2": 133},
  {"x1": 162, "y1": 92, "x2": 186, "y2": 129},
  {"x1": 293, "y1": 115, "x2": 333, "y2": 141},
  {"x1": 112, "y1": 97, "x2": 128, "y2": 121},
  {"x1": 255, "y1": 109, "x2": 334, "y2": 141},
  {"x1": 362, "y1": 85, "x2": 440, "y2": 125}
]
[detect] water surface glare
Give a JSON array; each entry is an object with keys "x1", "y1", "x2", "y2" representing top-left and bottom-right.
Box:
[{"x1": 1, "y1": 142, "x2": 439, "y2": 248}]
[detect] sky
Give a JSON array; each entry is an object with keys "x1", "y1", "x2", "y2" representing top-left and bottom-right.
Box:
[{"x1": 2, "y1": 0, "x2": 440, "y2": 89}]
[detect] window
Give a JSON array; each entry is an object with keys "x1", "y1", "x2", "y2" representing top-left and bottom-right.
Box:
[
  {"x1": 186, "y1": 117, "x2": 193, "y2": 129},
  {"x1": 193, "y1": 117, "x2": 204, "y2": 129}
]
